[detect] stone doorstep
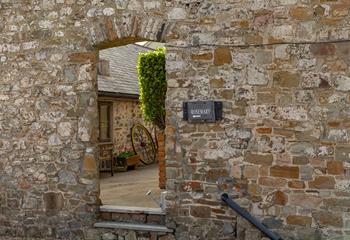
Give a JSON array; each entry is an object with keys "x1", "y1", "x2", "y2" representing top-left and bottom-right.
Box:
[
  {"x1": 100, "y1": 205, "x2": 165, "y2": 215},
  {"x1": 94, "y1": 221, "x2": 173, "y2": 233}
]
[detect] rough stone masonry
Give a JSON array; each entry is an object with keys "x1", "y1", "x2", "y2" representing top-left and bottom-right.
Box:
[{"x1": 0, "y1": 0, "x2": 350, "y2": 240}]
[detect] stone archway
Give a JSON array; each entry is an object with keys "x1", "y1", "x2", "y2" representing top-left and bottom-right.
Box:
[
  {"x1": 90, "y1": 15, "x2": 171, "y2": 207},
  {"x1": 64, "y1": 6, "x2": 176, "y2": 240}
]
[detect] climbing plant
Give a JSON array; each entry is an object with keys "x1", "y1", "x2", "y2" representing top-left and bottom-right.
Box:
[{"x1": 137, "y1": 48, "x2": 166, "y2": 130}]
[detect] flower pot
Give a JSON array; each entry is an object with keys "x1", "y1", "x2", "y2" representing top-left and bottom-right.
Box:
[{"x1": 115, "y1": 155, "x2": 140, "y2": 171}]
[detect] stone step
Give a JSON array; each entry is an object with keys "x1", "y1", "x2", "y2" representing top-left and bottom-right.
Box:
[
  {"x1": 100, "y1": 205, "x2": 164, "y2": 215},
  {"x1": 94, "y1": 221, "x2": 173, "y2": 233},
  {"x1": 99, "y1": 205, "x2": 166, "y2": 225}
]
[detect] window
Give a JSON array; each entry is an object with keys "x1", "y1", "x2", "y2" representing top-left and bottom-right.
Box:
[
  {"x1": 99, "y1": 102, "x2": 112, "y2": 142},
  {"x1": 98, "y1": 59, "x2": 110, "y2": 76}
]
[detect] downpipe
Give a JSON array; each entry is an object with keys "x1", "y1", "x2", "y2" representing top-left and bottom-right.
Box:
[{"x1": 221, "y1": 193, "x2": 283, "y2": 240}]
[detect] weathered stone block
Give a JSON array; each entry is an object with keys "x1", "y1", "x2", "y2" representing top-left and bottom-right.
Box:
[
  {"x1": 327, "y1": 129, "x2": 349, "y2": 142},
  {"x1": 308, "y1": 176, "x2": 335, "y2": 189},
  {"x1": 286, "y1": 215, "x2": 312, "y2": 227},
  {"x1": 310, "y1": 43, "x2": 336, "y2": 55},
  {"x1": 206, "y1": 169, "x2": 228, "y2": 182},
  {"x1": 214, "y1": 47, "x2": 232, "y2": 66},
  {"x1": 299, "y1": 165, "x2": 314, "y2": 181},
  {"x1": 327, "y1": 161, "x2": 344, "y2": 175},
  {"x1": 247, "y1": 183, "x2": 262, "y2": 196},
  {"x1": 190, "y1": 206, "x2": 211, "y2": 218},
  {"x1": 191, "y1": 52, "x2": 213, "y2": 61},
  {"x1": 255, "y1": 51, "x2": 272, "y2": 64},
  {"x1": 292, "y1": 156, "x2": 309, "y2": 165},
  {"x1": 289, "y1": 194, "x2": 322, "y2": 209},
  {"x1": 270, "y1": 166, "x2": 299, "y2": 179},
  {"x1": 270, "y1": 25, "x2": 294, "y2": 41},
  {"x1": 289, "y1": 142, "x2": 314, "y2": 156},
  {"x1": 254, "y1": 10, "x2": 273, "y2": 27},
  {"x1": 334, "y1": 75, "x2": 350, "y2": 91},
  {"x1": 245, "y1": 152, "x2": 273, "y2": 166},
  {"x1": 181, "y1": 181, "x2": 203, "y2": 192},
  {"x1": 83, "y1": 154, "x2": 97, "y2": 171},
  {"x1": 273, "y1": 190, "x2": 288, "y2": 205},
  {"x1": 44, "y1": 192, "x2": 63, "y2": 210},
  {"x1": 102, "y1": 232, "x2": 117, "y2": 240},
  {"x1": 247, "y1": 65, "x2": 269, "y2": 86},
  {"x1": 209, "y1": 78, "x2": 225, "y2": 88},
  {"x1": 58, "y1": 122, "x2": 73, "y2": 137},
  {"x1": 69, "y1": 52, "x2": 97, "y2": 63},
  {"x1": 257, "y1": 92, "x2": 275, "y2": 104},
  {"x1": 312, "y1": 211, "x2": 343, "y2": 227},
  {"x1": 256, "y1": 128, "x2": 272, "y2": 134},
  {"x1": 273, "y1": 71, "x2": 300, "y2": 88},
  {"x1": 125, "y1": 231, "x2": 137, "y2": 240},
  {"x1": 168, "y1": 8, "x2": 187, "y2": 20},
  {"x1": 259, "y1": 177, "x2": 287, "y2": 188},
  {"x1": 147, "y1": 214, "x2": 164, "y2": 225},
  {"x1": 290, "y1": 6, "x2": 313, "y2": 20},
  {"x1": 335, "y1": 146, "x2": 350, "y2": 162},
  {"x1": 58, "y1": 170, "x2": 77, "y2": 185},
  {"x1": 323, "y1": 198, "x2": 350, "y2": 208},
  {"x1": 288, "y1": 180, "x2": 305, "y2": 189},
  {"x1": 275, "y1": 44, "x2": 289, "y2": 59},
  {"x1": 243, "y1": 165, "x2": 259, "y2": 179}
]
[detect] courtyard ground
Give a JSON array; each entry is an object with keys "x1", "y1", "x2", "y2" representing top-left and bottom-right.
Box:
[{"x1": 100, "y1": 164, "x2": 161, "y2": 208}]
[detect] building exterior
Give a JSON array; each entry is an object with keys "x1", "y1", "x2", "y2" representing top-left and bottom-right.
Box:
[
  {"x1": 97, "y1": 44, "x2": 149, "y2": 171},
  {"x1": 0, "y1": 1, "x2": 350, "y2": 240}
]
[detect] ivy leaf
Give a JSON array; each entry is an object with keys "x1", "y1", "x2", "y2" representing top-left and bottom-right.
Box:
[{"x1": 137, "y1": 48, "x2": 166, "y2": 129}]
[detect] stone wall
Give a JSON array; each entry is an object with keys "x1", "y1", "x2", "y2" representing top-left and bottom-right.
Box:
[
  {"x1": 164, "y1": 1, "x2": 350, "y2": 240},
  {"x1": 108, "y1": 98, "x2": 144, "y2": 152},
  {"x1": 0, "y1": 0, "x2": 350, "y2": 240},
  {"x1": 166, "y1": 41, "x2": 350, "y2": 239},
  {"x1": 0, "y1": 0, "x2": 169, "y2": 239}
]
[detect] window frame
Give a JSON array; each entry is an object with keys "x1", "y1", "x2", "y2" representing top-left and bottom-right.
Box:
[
  {"x1": 98, "y1": 101, "x2": 113, "y2": 143},
  {"x1": 98, "y1": 59, "x2": 110, "y2": 76}
]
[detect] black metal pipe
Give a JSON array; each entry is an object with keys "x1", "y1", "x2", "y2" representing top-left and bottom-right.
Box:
[{"x1": 221, "y1": 193, "x2": 282, "y2": 240}]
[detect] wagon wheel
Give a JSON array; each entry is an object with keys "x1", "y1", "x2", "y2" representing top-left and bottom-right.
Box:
[{"x1": 131, "y1": 123, "x2": 156, "y2": 165}]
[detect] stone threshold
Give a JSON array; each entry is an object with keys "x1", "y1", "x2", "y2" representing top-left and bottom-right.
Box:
[
  {"x1": 100, "y1": 205, "x2": 165, "y2": 215},
  {"x1": 94, "y1": 221, "x2": 173, "y2": 233}
]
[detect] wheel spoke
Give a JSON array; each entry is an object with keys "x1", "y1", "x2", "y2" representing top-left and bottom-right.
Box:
[{"x1": 131, "y1": 124, "x2": 156, "y2": 165}]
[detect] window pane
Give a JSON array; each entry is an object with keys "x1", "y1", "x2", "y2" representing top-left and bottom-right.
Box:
[
  {"x1": 100, "y1": 105, "x2": 108, "y2": 122},
  {"x1": 99, "y1": 104, "x2": 110, "y2": 141},
  {"x1": 98, "y1": 59, "x2": 110, "y2": 76}
]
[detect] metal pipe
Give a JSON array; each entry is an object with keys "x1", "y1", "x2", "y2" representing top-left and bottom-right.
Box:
[{"x1": 221, "y1": 193, "x2": 282, "y2": 240}]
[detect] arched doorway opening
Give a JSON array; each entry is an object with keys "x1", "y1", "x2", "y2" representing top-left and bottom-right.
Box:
[{"x1": 97, "y1": 41, "x2": 166, "y2": 208}]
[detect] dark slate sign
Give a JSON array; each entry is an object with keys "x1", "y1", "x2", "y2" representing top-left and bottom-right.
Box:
[{"x1": 183, "y1": 101, "x2": 223, "y2": 123}]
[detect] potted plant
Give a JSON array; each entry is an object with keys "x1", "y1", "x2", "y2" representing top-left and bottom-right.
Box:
[{"x1": 115, "y1": 147, "x2": 140, "y2": 171}]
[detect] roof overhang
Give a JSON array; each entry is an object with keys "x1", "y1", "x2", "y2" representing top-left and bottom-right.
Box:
[{"x1": 98, "y1": 91, "x2": 139, "y2": 99}]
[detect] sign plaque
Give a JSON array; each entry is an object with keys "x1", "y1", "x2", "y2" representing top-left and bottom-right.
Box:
[{"x1": 183, "y1": 101, "x2": 222, "y2": 123}]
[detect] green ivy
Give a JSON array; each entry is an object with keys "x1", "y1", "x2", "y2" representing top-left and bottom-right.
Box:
[{"x1": 137, "y1": 48, "x2": 166, "y2": 129}]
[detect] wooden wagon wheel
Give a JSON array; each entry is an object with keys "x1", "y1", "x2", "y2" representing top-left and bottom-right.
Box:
[{"x1": 131, "y1": 123, "x2": 156, "y2": 165}]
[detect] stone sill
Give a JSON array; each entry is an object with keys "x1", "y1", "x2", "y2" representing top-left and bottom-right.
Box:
[
  {"x1": 100, "y1": 205, "x2": 165, "y2": 215},
  {"x1": 94, "y1": 221, "x2": 173, "y2": 233}
]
